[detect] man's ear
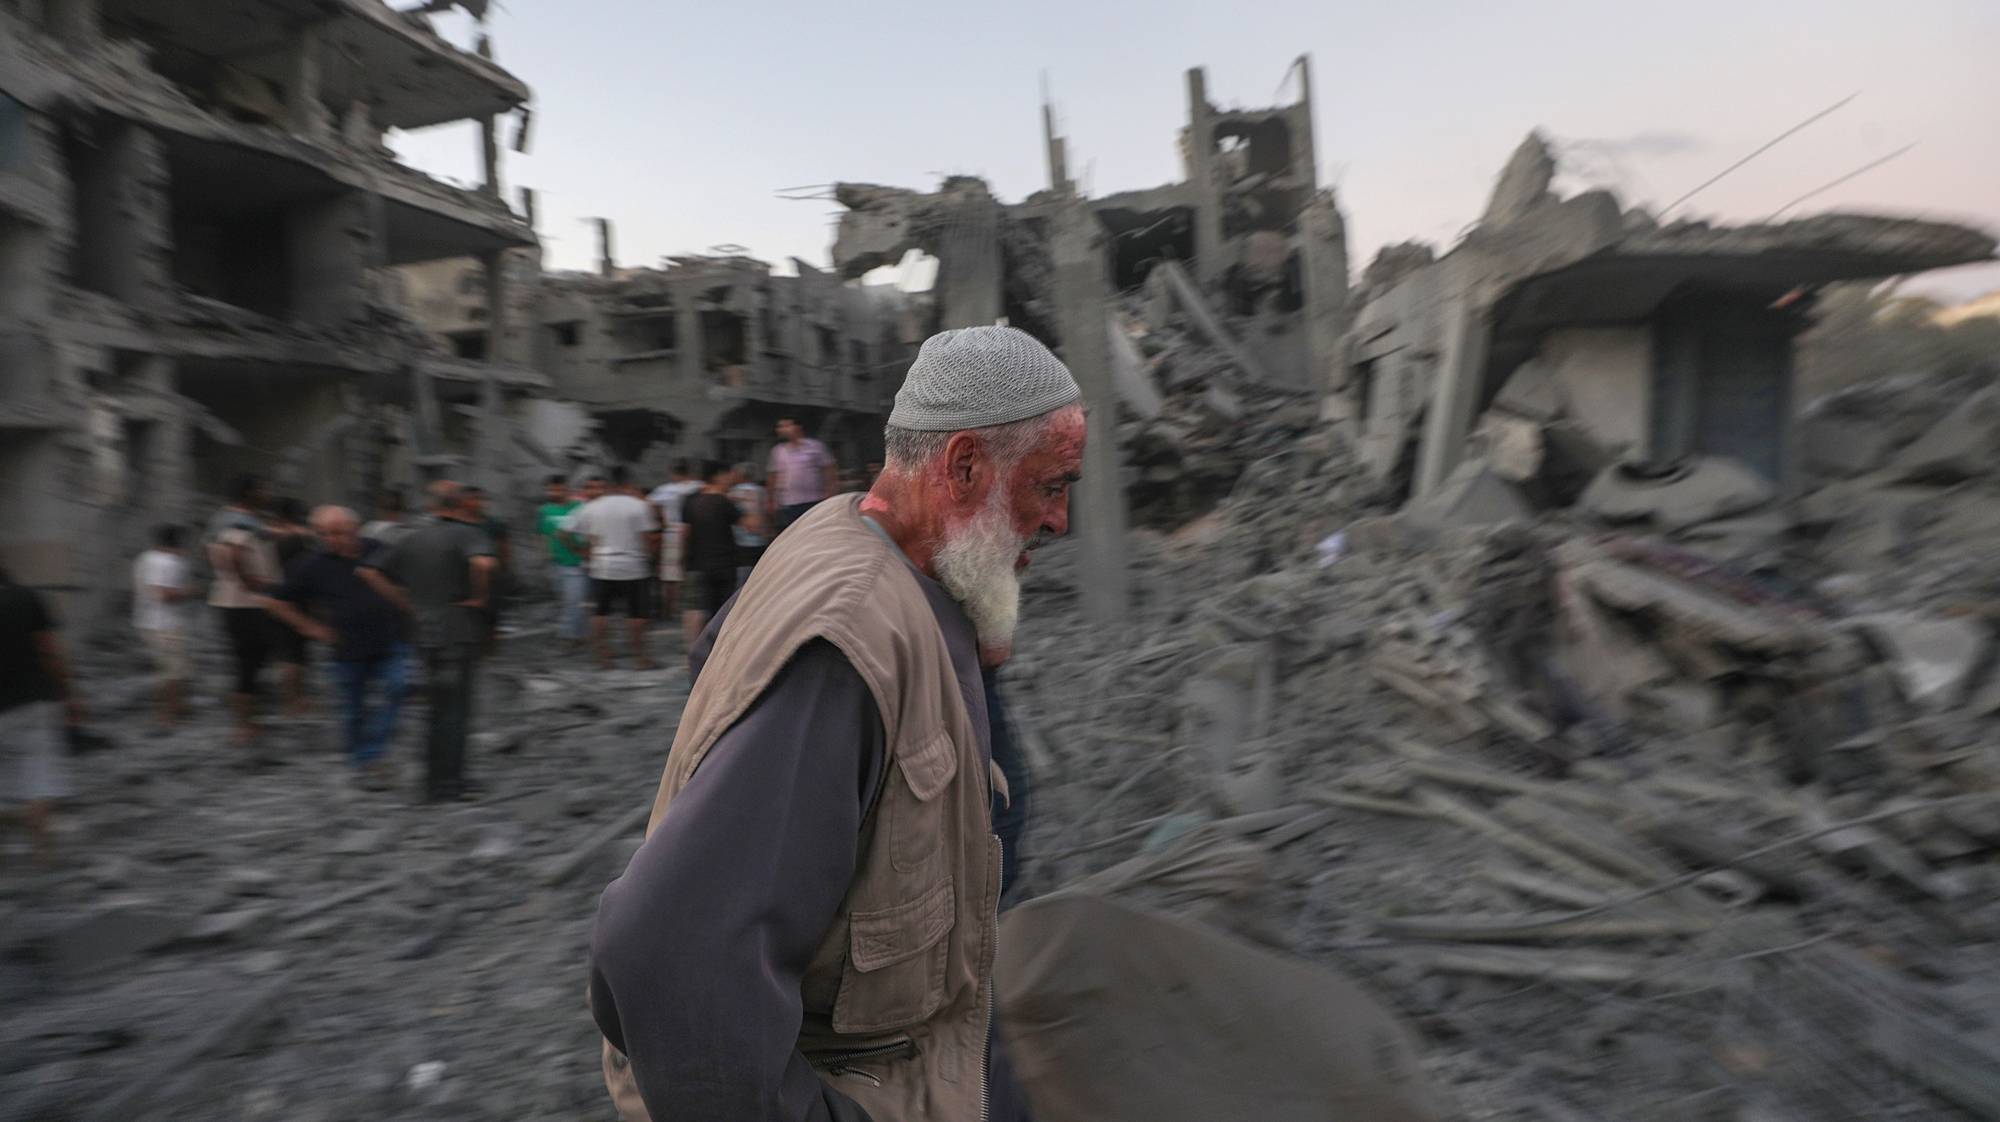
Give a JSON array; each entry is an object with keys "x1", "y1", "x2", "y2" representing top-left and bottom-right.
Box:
[{"x1": 942, "y1": 431, "x2": 984, "y2": 502}]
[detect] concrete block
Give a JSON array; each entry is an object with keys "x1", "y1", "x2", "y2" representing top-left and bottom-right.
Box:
[
  {"x1": 1491, "y1": 359, "x2": 1564, "y2": 421},
  {"x1": 1404, "y1": 457, "x2": 1533, "y2": 531},
  {"x1": 1580, "y1": 457, "x2": 1775, "y2": 531},
  {"x1": 1888, "y1": 386, "x2": 2000, "y2": 483},
  {"x1": 1800, "y1": 414, "x2": 1895, "y2": 479},
  {"x1": 1480, "y1": 412, "x2": 1545, "y2": 483},
  {"x1": 1851, "y1": 613, "x2": 1991, "y2": 710}
]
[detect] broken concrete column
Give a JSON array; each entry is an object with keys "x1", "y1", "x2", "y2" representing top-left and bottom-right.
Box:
[
  {"x1": 480, "y1": 248, "x2": 510, "y2": 365},
  {"x1": 1051, "y1": 203, "x2": 1129, "y2": 626},
  {"x1": 1413, "y1": 292, "x2": 1491, "y2": 499},
  {"x1": 936, "y1": 187, "x2": 1003, "y2": 328},
  {"x1": 137, "y1": 356, "x2": 193, "y2": 529},
  {"x1": 1299, "y1": 191, "x2": 1349, "y2": 399},
  {"x1": 674, "y1": 300, "x2": 703, "y2": 387},
  {"x1": 285, "y1": 23, "x2": 328, "y2": 141},
  {"x1": 1183, "y1": 67, "x2": 1224, "y2": 287},
  {"x1": 478, "y1": 114, "x2": 501, "y2": 197}
]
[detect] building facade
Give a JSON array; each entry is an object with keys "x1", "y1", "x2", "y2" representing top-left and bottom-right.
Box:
[
  {"x1": 401, "y1": 248, "x2": 928, "y2": 481},
  {"x1": 0, "y1": 0, "x2": 545, "y2": 630}
]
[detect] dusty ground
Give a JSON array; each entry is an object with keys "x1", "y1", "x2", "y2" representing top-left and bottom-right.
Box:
[
  {"x1": 6, "y1": 490, "x2": 1998, "y2": 1121},
  {"x1": 0, "y1": 609, "x2": 688, "y2": 1121}
]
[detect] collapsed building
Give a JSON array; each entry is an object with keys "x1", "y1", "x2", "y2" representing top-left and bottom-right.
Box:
[
  {"x1": 399, "y1": 240, "x2": 928, "y2": 479},
  {"x1": 1335, "y1": 132, "x2": 1998, "y2": 535},
  {"x1": 828, "y1": 60, "x2": 1352, "y2": 620},
  {"x1": 832, "y1": 62, "x2": 1351, "y2": 393},
  {"x1": 0, "y1": 0, "x2": 544, "y2": 630}
]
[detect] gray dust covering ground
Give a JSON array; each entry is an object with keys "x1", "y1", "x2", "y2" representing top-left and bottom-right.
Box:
[
  {"x1": 1, "y1": 634, "x2": 688, "y2": 1121},
  {"x1": 11, "y1": 367, "x2": 2000, "y2": 1120}
]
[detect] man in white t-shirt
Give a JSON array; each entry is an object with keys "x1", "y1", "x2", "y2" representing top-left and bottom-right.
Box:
[
  {"x1": 132, "y1": 524, "x2": 196, "y2": 729},
  {"x1": 567, "y1": 464, "x2": 661, "y2": 669},
  {"x1": 646, "y1": 458, "x2": 703, "y2": 625}
]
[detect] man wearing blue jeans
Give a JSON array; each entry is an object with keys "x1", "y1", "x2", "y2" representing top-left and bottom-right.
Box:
[{"x1": 263, "y1": 506, "x2": 410, "y2": 790}]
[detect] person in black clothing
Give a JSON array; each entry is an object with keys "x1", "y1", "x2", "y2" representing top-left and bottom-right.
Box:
[
  {"x1": 678, "y1": 460, "x2": 740, "y2": 649},
  {"x1": 263, "y1": 506, "x2": 410, "y2": 791},
  {"x1": 463, "y1": 485, "x2": 511, "y2": 652},
  {"x1": 268, "y1": 497, "x2": 315, "y2": 716},
  {"x1": 0, "y1": 566, "x2": 81, "y2": 863}
]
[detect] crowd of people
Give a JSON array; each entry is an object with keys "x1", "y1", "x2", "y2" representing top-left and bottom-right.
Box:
[{"x1": 0, "y1": 417, "x2": 858, "y2": 860}]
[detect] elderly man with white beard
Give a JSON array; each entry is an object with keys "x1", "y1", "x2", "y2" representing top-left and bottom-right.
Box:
[{"x1": 589, "y1": 325, "x2": 1082, "y2": 1122}]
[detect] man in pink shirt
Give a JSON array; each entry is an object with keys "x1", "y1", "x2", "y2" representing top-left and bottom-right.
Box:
[{"x1": 765, "y1": 417, "x2": 837, "y2": 535}]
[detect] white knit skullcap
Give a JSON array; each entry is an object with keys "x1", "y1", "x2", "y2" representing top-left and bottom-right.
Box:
[{"x1": 889, "y1": 326, "x2": 1082, "y2": 432}]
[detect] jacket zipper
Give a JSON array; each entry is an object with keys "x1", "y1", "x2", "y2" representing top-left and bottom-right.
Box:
[
  {"x1": 811, "y1": 1038, "x2": 918, "y2": 1083},
  {"x1": 980, "y1": 833, "x2": 1001, "y2": 1122}
]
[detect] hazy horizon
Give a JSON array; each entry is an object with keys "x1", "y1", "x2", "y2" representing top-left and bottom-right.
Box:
[{"x1": 393, "y1": 0, "x2": 2000, "y2": 303}]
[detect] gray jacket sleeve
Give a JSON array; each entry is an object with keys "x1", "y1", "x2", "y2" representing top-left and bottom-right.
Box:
[{"x1": 589, "y1": 639, "x2": 885, "y2": 1122}]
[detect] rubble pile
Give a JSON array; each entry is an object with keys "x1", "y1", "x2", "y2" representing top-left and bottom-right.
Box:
[
  {"x1": 0, "y1": 637, "x2": 690, "y2": 1120},
  {"x1": 1005, "y1": 380, "x2": 2000, "y2": 1120}
]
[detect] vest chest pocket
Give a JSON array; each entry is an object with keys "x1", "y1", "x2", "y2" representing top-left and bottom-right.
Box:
[
  {"x1": 832, "y1": 876, "x2": 956, "y2": 1035},
  {"x1": 889, "y1": 730, "x2": 958, "y2": 874}
]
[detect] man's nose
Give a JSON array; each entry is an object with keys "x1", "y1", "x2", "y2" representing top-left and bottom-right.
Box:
[{"x1": 1045, "y1": 494, "x2": 1070, "y2": 537}]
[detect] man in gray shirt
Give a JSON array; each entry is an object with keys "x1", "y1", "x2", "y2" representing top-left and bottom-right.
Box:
[{"x1": 361, "y1": 480, "x2": 495, "y2": 802}]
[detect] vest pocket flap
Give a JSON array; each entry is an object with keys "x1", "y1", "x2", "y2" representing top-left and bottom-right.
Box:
[
  {"x1": 849, "y1": 877, "x2": 955, "y2": 973},
  {"x1": 894, "y1": 730, "x2": 958, "y2": 802}
]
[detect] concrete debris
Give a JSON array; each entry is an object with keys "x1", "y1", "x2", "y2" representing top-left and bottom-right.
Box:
[
  {"x1": 1887, "y1": 385, "x2": 2000, "y2": 483},
  {"x1": 1579, "y1": 457, "x2": 1777, "y2": 532},
  {"x1": 1851, "y1": 613, "x2": 1993, "y2": 710},
  {"x1": 1800, "y1": 412, "x2": 1897, "y2": 478},
  {"x1": 1404, "y1": 458, "x2": 1533, "y2": 532},
  {"x1": 5, "y1": 15, "x2": 1999, "y2": 1122},
  {"x1": 1491, "y1": 358, "x2": 1565, "y2": 421},
  {"x1": 1480, "y1": 130, "x2": 1558, "y2": 228}
]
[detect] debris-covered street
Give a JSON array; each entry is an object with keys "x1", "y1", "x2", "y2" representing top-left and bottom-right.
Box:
[
  {"x1": 1, "y1": 618, "x2": 689, "y2": 1120},
  {"x1": 5, "y1": 1, "x2": 2000, "y2": 1120}
]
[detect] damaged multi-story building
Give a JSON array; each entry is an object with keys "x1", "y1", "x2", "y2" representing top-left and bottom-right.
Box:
[
  {"x1": 1338, "y1": 132, "x2": 1998, "y2": 531},
  {"x1": 830, "y1": 60, "x2": 1351, "y2": 394},
  {"x1": 0, "y1": 0, "x2": 546, "y2": 629},
  {"x1": 826, "y1": 60, "x2": 1354, "y2": 621},
  {"x1": 399, "y1": 234, "x2": 929, "y2": 478}
]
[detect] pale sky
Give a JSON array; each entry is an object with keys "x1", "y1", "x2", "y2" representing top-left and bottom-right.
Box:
[{"x1": 394, "y1": 0, "x2": 2000, "y2": 302}]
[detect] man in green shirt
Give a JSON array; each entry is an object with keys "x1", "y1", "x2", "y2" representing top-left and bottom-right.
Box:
[{"x1": 537, "y1": 475, "x2": 585, "y2": 648}]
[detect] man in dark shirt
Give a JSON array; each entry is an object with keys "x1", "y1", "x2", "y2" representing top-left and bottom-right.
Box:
[
  {"x1": 360, "y1": 481, "x2": 496, "y2": 803},
  {"x1": 676, "y1": 459, "x2": 740, "y2": 649},
  {"x1": 263, "y1": 506, "x2": 409, "y2": 790},
  {"x1": 464, "y1": 484, "x2": 511, "y2": 652},
  {"x1": 0, "y1": 566, "x2": 80, "y2": 863}
]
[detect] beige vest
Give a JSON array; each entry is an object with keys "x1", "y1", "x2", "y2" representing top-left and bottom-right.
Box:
[{"x1": 602, "y1": 495, "x2": 1001, "y2": 1122}]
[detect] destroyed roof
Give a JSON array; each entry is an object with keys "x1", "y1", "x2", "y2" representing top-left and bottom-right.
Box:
[{"x1": 1492, "y1": 212, "x2": 1997, "y2": 333}]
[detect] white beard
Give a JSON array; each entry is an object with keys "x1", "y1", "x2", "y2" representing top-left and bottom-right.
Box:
[{"x1": 933, "y1": 485, "x2": 1025, "y2": 654}]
